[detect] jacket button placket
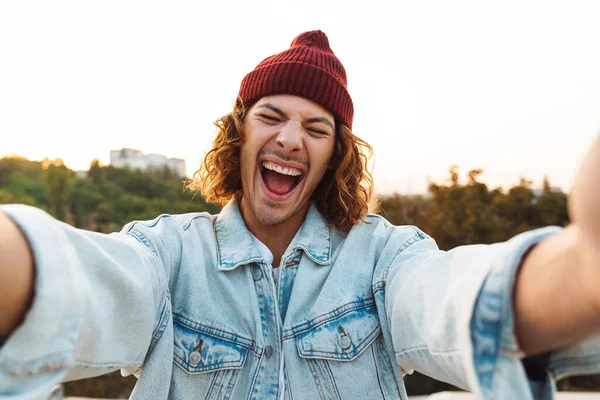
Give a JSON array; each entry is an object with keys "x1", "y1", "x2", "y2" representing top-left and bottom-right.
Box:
[
  {"x1": 252, "y1": 265, "x2": 263, "y2": 281},
  {"x1": 265, "y1": 345, "x2": 273, "y2": 358},
  {"x1": 251, "y1": 262, "x2": 281, "y2": 398}
]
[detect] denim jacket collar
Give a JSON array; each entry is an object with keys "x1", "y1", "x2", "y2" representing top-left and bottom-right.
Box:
[{"x1": 215, "y1": 199, "x2": 331, "y2": 271}]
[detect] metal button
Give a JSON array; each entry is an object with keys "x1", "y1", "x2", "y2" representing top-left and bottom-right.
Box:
[
  {"x1": 338, "y1": 333, "x2": 352, "y2": 350},
  {"x1": 189, "y1": 351, "x2": 202, "y2": 365},
  {"x1": 252, "y1": 266, "x2": 263, "y2": 281},
  {"x1": 265, "y1": 345, "x2": 273, "y2": 358}
]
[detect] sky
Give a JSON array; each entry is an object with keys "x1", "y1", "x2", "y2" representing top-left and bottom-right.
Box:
[{"x1": 1, "y1": 1, "x2": 599, "y2": 195}]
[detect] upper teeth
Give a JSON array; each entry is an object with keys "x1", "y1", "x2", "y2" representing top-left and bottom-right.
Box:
[{"x1": 263, "y1": 162, "x2": 302, "y2": 176}]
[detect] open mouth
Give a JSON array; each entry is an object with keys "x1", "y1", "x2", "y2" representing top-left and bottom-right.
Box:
[{"x1": 259, "y1": 161, "x2": 304, "y2": 197}]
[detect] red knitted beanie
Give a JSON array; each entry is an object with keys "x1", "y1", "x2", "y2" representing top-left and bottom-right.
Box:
[{"x1": 238, "y1": 30, "x2": 354, "y2": 129}]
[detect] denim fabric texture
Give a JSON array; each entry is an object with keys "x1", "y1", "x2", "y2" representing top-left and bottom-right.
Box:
[{"x1": 0, "y1": 200, "x2": 599, "y2": 399}]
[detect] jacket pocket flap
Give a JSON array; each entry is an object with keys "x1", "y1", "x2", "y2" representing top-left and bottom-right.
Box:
[
  {"x1": 173, "y1": 318, "x2": 252, "y2": 374},
  {"x1": 295, "y1": 303, "x2": 381, "y2": 362}
]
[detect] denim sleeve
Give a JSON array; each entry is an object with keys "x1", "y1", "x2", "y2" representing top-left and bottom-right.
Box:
[
  {"x1": 0, "y1": 205, "x2": 169, "y2": 397},
  {"x1": 383, "y1": 226, "x2": 577, "y2": 399}
]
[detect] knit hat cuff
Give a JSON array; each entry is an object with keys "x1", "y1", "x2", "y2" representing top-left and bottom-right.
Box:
[{"x1": 238, "y1": 61, "x2": 354, "y2": 129}]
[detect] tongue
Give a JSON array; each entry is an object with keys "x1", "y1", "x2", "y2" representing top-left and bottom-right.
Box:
[{"x1": 263, "y1": 169, "x2": 296, "y2": 195}]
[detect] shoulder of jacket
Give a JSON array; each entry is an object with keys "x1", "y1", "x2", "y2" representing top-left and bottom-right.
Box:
[
  {"x1": 124, "y1": 211, "x2": 217, "y2": 233},
  {"x1": 362, "y1": 214, "x2": 428, "y2": 238}
]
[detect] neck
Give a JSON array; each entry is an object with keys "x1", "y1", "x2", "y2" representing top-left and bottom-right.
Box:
[{"x1": 239, "y1": 199, "x2": 307, "y2": 267}]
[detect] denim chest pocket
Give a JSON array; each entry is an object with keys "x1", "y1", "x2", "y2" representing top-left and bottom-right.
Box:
[
  {"x1": 296, "y1": 303, "x2": 381, "y2": 361},
  {"x1": 291, "y1": 302, "x2": 403, "y2": 399},
  {"x1": 171, "y1": 316, "x2": 255, "y2": 399}
]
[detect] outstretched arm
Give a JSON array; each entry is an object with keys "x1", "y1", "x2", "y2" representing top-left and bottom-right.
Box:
[
  {"x1": 515, "y1": 136, "x2": 600, "y2": 355},
  {"x1": 382, "y1": 137, "x2": 600, "y2": 398},
  {"x1": 0, "y1": 211, "x2": 34, "y2": 337},
  {"x1": 0, "y1": 205, "x2": 170, "y2": 397}
]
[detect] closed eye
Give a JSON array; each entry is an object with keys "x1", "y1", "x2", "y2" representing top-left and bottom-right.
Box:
[
  {"x1": 307, "y1": 127, "x2": 329, "y2": 136},
  {"x1": 258, "y1": 114, "x2": 282, "y2": 124}
]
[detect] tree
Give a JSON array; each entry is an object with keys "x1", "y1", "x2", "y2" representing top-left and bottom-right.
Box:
[
  {"x1": 44, "y1": 159, "x2": 72, "y2": 221},
  {"x1": 88, "y1": 159, "x2": 105, "y2": 184},
  {"x1": 68, "y1": 177, "x2": 103, "y2": 228},
  {"x1": 535, "y1": 177, "x2": 569, "y2": 227}
]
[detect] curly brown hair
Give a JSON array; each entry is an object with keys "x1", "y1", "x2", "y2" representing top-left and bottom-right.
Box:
[{"x1": 188, "y1": 104, "x2": 375, "y2": 232}]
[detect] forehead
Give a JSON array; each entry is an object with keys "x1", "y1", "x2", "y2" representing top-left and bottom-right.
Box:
[{"x1": 252, "y1": 94, "x2": 334, "y2": 121}]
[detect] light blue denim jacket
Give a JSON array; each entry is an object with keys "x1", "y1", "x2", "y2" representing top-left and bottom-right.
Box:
[{"x1": 1, "y1": 200, "x2": 600, "y2": 399}]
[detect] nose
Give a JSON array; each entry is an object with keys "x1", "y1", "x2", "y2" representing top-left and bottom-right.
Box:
[{"x1": 275, "y1": 121, "x2": 303, "y2": 153}]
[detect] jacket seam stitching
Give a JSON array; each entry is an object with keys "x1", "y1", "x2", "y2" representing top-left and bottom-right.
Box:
[
  {"x1": 298, "y1": 326, "x2": 382, "y2": 360},
  {"x1": 396, "y1": 346, "x2": 460, "y2": 356},
  {"x1": 173, "y1": 313, "x2": 256, "y2": 353},
  {"x1": 146, "y1": 294, "x2": 170, "y2": 356},
  {"x1": 282, "y1": 299, "x2": 375, "y2": 339},
  {"x1": 182, "y1": 213, "x2": 212, "y2": 231}
]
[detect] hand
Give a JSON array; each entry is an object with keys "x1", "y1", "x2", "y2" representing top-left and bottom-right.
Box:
[
  {"x1": 0, "y1": 212, "x2": 34, "y2": 337},
  {"x1": 515, "y1": 136, "x2": 600, "y2": 355},
  {"x1": 570, "y1": 135, "x2": 600, "y2": 257}
]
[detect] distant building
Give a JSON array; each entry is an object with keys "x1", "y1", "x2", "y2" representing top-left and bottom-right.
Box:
[{"x1": 109, "y1": 148, "x2": 186, "y2": 177}]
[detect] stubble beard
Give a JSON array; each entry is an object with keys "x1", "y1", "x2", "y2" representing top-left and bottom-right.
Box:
[{"x1": 250, "y1": 196, "x2": 302, "y2": 227}]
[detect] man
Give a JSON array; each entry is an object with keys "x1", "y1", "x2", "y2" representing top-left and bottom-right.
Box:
[{"x1": 1, "y1": 30, "x2": 600, "y2": 399}]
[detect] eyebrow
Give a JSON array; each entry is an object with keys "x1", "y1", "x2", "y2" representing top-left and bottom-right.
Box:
[
  {"x1": 256, "y1": 103, "x2": 335, "y2": 131},
  {"x1": 256, "y1": 103, "x2": 287, "y2": 118},
  {"x1": 305, "y1": 116, "x2": 335, "y2": 131}
]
